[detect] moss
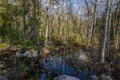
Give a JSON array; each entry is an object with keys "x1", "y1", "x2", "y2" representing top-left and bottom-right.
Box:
[{"x1": 0, "y1": 43, "x2": 7, "y2": 48}]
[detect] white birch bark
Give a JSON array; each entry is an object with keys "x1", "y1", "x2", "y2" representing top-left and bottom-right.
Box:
[
  {"x1": 101, "y1": 0, "x2": 111, "y2": 63},
  {"x1": 45, "y1": 0, "x2": 50, "y2": 46}
]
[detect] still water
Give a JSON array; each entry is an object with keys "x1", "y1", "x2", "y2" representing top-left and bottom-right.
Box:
[{"x1": 40, "y1": 57, "x2": 96, "y2": 80}]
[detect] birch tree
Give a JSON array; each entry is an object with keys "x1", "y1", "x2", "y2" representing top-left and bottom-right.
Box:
[
  {"x1": 114, "y1": 0, "x2": 120, "y2": 50},
  {"x1": 90, "y1": 0, "x2": 98, "y2": 44},
  {"x1": 107, "y1": 0, "x2": 114, "y2": 53},
  {"x1": 45, "y1": 0, "x2": 50, "y2": 46},
  {"x1": 101, "y1": 0, "x2": 111, "y2": 63}
]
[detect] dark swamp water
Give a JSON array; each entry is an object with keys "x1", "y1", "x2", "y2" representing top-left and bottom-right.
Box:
[
  {"x1": 40, "y1": 57, "x2": 96, "y2": 80},
  {"x1": 0, "y1": 50, "x2": 96, "y2": 80}
]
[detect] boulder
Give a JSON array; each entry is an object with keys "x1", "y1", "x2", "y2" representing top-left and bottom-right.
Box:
[
  {"x1": 24, "y1": 51, "x2": 32, "y2": 58},
  {"x1": 0, "y1": 63, "x2": 4, "y2": 68},
  {"x1": 75, "y1": 50, "x2": 89, "y2": 62},
  {"x1": 99, "y1": 74, "x2": 112, "y2": 80},
  {"x1": 33, "y1": 50, "x2": 39, "y2": 57},
  {"x1": 16, "y1": 52, "x2": 23, "y2": 57},
  {"x1": 16, "y1": 49, "x2": 25, "y2": 57},
  {"x1": 0, "y1": 61, "x2": 6, "y2": 68},
  {"x1": 16, "y1": 50, "x2": 32, "y2": 58},
  {"x1": 91, "y1": 75, "x2": 98, "y2": 80},
  {"x1": 54, "y1": 75, "x2": 80, "y2": 80}
]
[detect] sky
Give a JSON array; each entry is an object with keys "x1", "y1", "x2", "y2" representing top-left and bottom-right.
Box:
[
  {"x1": 7, "y1": 0, "x2": 116, "y2": 18},
  {"x1": 42, "y1": 0, "x2": 107, "y2": 15}
]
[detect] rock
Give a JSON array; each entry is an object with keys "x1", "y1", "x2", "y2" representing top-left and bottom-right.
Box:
[
  {"x1": 16, "y1": 52, "x2": 24, "y2": 57},
  {"x1": 0, "y1": 61, "x2": 6, "y2": 68},
  {"x1": 3, "y1": 70, "x2": 7, "y2": 73},
  {"x1": 91, "y1": 75, "x2": 98, "y2": 80},
  {"x1": 16, "y1": 50, "x2": 32, "y2": 58},
  {"x1": 0, "y1": 63, "x2": 3, "y2": 68},
  {"x1": 75, "y1": 50, "x2": 89, "y2": 62},
  {"x1": 54, "y1": 75, "x2": 80, "y2": 80},
  {"x1": 33, "y1": 50, "x2": 39, "y2": 57},
  {"x1": 10, "y1": 47, "x2": 20, "y2": 51},
  {"x1": 24, "y1": 51, "x2": 32, "y2": 58},
  {"x1": 99, "y1": 74, "x2": 112, "y2": 80},
  {"x1": 10, "y1": 55, "x2": 15, "y2": 58}
]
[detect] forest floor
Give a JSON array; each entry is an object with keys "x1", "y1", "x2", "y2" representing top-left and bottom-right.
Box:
[{"x1": 0, "y1": 44, "x2": 120, "y2": 80}]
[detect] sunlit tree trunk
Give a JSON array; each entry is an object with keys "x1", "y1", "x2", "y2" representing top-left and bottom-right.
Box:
[
  {"x1": 107, "y1": 0, "x2": 114, "y2": 54},
  {"x1": 45, "y1": 0, "x2": 50, "y2": 46},
  {"x1": 115, "y1": 0, "x2": 120, "y2": 50},
  {"x1": 116, "y1": 31, "x2": 119, "y2": 50},
  {"x1": 90, "y1": 0, "x2": 98, "y2": 44},
  {"x1": 101, "y1": 0, "x2": 111, "y2": 63},
  {"x1": 84, "y1": 0, "x2": 91, "y2": 46}
]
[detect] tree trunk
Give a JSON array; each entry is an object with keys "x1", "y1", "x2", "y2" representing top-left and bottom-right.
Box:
[
  {"x1": 101, "y1": 0, "x2": 111, "y2": 63},
  {"x1": 107, "y1": 0, "x2": 114, "y2": 54},
  {"x1": 90, "y1": 0, "x2": 98, "y2": 44},
  {"x1": 115, "y1": 31, "x2": 119, "y2": 50},
  {"x1": 45, "y1": 0, "x2": 50, "y2": 46},
  {"x1": 23, "y1": 0, "x2": 26, "y2": 40},
  {"x1": 115, "y1": 0, "x2": 120, "y2": 50},
  {"x1": 33, "y1": 0, "x2": 39, "y2": 46}
]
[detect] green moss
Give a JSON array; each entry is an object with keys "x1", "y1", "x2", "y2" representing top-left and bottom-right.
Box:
[{"x1": 0, "y1": 43, "x2": 7, "y2": 48}]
